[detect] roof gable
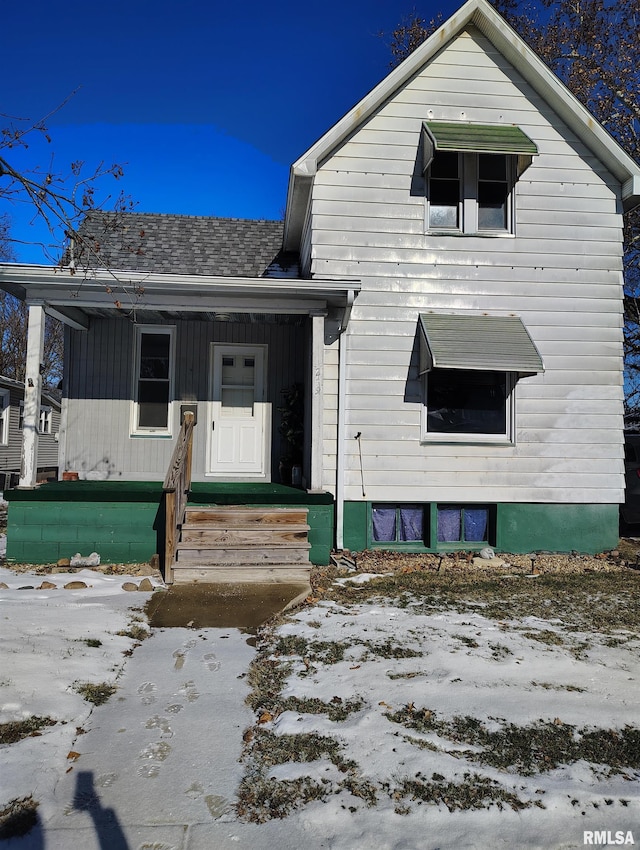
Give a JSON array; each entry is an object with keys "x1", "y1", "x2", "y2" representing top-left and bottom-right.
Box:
[{"x1": 283, "y1": 0, "x2": 640, "y2": 249}]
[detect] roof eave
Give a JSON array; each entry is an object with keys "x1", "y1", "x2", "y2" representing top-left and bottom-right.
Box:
[{"x1": 0, "y1": 263, "x2": 361, "y2": 310}]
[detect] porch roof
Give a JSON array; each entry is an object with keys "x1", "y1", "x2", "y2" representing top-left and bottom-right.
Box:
[{"x1": 0, "y1": 263, "x2": 360, "y2": 331}]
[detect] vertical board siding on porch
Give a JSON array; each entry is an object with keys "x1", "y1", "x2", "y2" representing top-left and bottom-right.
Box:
[
  {"x1": 313, "y1": 25, "x2": 624, "y2": 505},
  {"x1": 64, "y1": 318, "x2": 305, "y2": 481}
]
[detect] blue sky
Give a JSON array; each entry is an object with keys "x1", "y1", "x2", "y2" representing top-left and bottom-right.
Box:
[{"x1": 2, "y1": 0, "x2": 460, "y2": 263}]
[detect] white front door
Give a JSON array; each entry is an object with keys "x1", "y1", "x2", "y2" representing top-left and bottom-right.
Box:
[{"x1": 208, "y1": 344, "x2": 269, "y2": 477}]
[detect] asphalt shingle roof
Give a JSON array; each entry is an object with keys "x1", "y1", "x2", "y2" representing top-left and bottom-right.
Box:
[{"x1": 70, "y1": 212, "x2": 297, "y2": 278}]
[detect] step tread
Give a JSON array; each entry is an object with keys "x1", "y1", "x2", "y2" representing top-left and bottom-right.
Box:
[
  {"x1": 184, "y1": 508, "x2": 309, "y2": 526},
  {"x1": 182, "y1": 517, "x2": 311, "y2": 531},
  {"x1": 175, "y1": 548, "x2": 311, "y2": 565}
]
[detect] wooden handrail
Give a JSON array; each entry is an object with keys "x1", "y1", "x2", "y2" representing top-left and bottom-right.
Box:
[{"x1": 162, "y1": 412, "x2": 195, "y2": 583}]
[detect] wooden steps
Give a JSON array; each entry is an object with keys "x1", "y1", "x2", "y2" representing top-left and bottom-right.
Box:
[{"x1": 172, "y1": 506, "x2": 312, "y2": 584}]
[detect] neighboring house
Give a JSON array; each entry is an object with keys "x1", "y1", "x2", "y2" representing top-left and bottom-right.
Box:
[
  {"x1": 1, "y1": 0, "x2": 639, "y2": 568},
  {"x1": 0, "y1": 376, "x2": 60, "y2": 489}
]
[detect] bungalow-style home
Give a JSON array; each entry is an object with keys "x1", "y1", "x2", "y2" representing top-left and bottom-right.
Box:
[
  {"x1": 0, "y1": 375, "x2": 60, "y2": 490},
  {"x1": 1, "y1": 0, "x2": 639, "y2": 579}
]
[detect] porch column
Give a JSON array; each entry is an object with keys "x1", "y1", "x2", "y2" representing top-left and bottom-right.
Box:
[
  {"x1": 19, "y1": 305, "x2": 46, "y2": 488},
  {"x1": 309, "y1": 312, "x2": 326, "y2": 491}
]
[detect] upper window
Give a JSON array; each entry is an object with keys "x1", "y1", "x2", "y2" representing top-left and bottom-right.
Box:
[
  {"x1": 0, "y1": 390, "x2": 9, "y2": 445},
  {"x1": 133, "y1": 326, "x2": 175, "y2": 434},
  {"x1": 422, "y1": 121, "x2": 537, "y2": 236},
  {"x1": 427, "y1": 152, "x2": 513, "y2": 234},
  {"x1": 424, "y1": 369, "x2": 514, "y2": 443}
]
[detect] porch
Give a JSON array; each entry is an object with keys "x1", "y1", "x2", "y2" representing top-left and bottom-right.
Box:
[{"x1": 4, "y1": 480, "x2": 334, "y2": 576}]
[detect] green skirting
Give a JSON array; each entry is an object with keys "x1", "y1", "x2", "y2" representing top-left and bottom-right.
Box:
[
  {"x1": 342, "y1": 501, "x2": 619, "y2": 555},
  {"x1": 5, "y1": 481, "x2": 334, "y2": 566}
]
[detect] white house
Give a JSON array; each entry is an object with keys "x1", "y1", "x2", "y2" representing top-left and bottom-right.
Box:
[{"x1": 1, "y1": 0, "x2": 638, "y2": 571}]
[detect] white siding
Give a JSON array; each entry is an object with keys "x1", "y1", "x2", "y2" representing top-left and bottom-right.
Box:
[
  {"x1": 64, "y1": 318, "x2": 306, "y2": 482},
  {"x1": 312, "y1": 26, "x2": 624, "y2": 504}
]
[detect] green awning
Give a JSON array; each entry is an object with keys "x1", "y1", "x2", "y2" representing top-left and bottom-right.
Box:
[
  {"x1": 422, "y1": 121, "x2": 538, "y2": 173},
  {"x1": 418, "y1": 314, "x2": 544, "y2": 375}
]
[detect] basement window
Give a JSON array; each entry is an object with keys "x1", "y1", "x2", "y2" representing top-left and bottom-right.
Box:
[
  {"x1": 437, "y1": 505, "x2": 491, "y2": 545},
  {"x1": 372, "y1": 504, "x2": 426, "y2": 544}
]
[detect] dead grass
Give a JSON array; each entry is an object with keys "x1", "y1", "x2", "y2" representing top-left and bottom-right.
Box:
[
  {"x1": 0, "y1": 796, "x2": 39, "y2": 840},
  {"x1": 0, "y1": 716, "x2": 56, "y2": 745},
  {"x1": 325, "y1": 570, "x2": 640, "y2": 634},
  {"x1": 237, "y1": 729, "x2": 375, "y2": 821},
  {"x1": 386, "y1": 706, "x2": 640, "y2": 777},
  {"x1": 389, "y1": 772, "x2": 539, "y2": 812},
  {"x1": 238, "y1": 556, "x2": 640, "y2": 822}
]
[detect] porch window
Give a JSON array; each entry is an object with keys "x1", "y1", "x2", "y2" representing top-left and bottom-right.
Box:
[
  {"x1": 133, "y1": 326, "x2": 175, "y2": 434},
  {"x1": 437, "y1": 505, "x2": 490, "y2": 544},
  {"x1": 372, "y1": 504, "x2": 426, "y2": 544},
  {"x1": 0, "y1": 390, "x2": 9, "y2": 445}
]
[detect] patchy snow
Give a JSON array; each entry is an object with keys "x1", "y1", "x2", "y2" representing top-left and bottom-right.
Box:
[{"x1": 0, "y1": 566, "x2": 639, "y2": 849}]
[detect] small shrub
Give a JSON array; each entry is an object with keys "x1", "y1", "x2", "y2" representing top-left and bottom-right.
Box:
[
  {"x1": 0, "y1": 796, "x2": 39, "y2": 839},
  {"x1": 74, "y1": 682, "x2": 116, "y2": 706}
]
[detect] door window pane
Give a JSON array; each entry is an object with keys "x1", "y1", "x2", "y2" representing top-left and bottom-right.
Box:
[{"x1": 221, "y1": 387, "x2": 254, "y2": 417}]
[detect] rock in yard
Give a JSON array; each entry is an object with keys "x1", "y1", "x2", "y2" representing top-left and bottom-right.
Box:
[
  {"x1": 64, "y1": 581, "x2": 88, "y2": 590},
  {"x1": 122, "y1": 582, "x2": 138, "y2": 592},
  {"x1": 70, "y1": 552, "x2": 100, "y2": 567},
  {"x1": 138, "y1": 578, "x2": 154, "y2": 592},
  {"x1": 472, "y1": 556, "x2": 506, "y2": 568}
]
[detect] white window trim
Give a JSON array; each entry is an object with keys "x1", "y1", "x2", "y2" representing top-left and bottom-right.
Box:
[
  {"x1": 130, "y1": 324, "x2": 176, "y2": 437},
  {"x1": 421, "y1": 370, "x2": 516, "y2": 445},
  {"x1": 0, "y1": 390, "x2": 9, "y2": 445},
  {"x1": 426, "y1": 152, "x2": 515, "y2": 236},
  {"x1": 39, "y1": 405, "x2": 52, "y2": 435}
]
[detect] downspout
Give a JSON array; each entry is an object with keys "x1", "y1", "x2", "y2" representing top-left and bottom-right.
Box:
[{"x1": 335, "y1": 290, "x2": 354, "y2": 550}]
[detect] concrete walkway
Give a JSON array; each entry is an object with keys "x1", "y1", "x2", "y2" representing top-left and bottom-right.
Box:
[{"x1": 30, "y1": 626, "x2": 313, "y2": 850}]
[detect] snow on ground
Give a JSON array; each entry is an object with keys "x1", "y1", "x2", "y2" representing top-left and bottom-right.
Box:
[
  {"x1": 1, "y1": 565, "x2": 639, "y2": 849},
  {"x1": 0, "y1": 568, "x2": 160, "y2": 819}
]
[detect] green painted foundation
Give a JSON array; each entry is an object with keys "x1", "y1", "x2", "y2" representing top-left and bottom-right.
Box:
[
  {"x1": 5, "y1": 481, "x2": 334, "y2": 566},
  {"x1": 342, "y1": 501, "x2": 620, "y2": 555}
]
